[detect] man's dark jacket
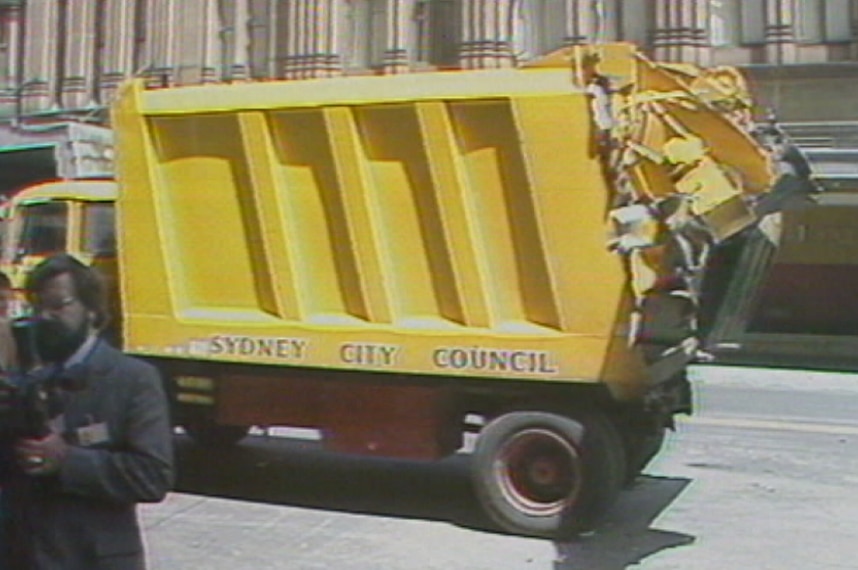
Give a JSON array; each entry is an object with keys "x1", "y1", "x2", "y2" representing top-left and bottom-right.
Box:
[{"x1": 2, "y1": 339, "x2": 174, "y2": 570}]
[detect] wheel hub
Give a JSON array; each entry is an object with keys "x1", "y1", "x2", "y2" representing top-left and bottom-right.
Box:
[{"x1": 495, "y1": 428, "x2": 583, "y2": 516}]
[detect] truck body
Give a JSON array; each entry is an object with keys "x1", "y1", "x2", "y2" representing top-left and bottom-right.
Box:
[{"x1": 14, "y1": 44, "x2": 798, "y2": 537}]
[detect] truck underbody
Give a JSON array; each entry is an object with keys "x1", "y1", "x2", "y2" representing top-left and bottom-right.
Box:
[{"x1": 157, "y1": 354, "x2": 688, "y2": 538}]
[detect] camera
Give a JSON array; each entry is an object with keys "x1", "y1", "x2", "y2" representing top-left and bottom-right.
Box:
[
  {"x1": 0, "y1": 318, "x2": 74, "y2": 441},
  {"x1": 0, "y1": 371, "x2": 53, "y2": 440},
  {"x1": 0, "y1": 315, "x2": 92, "y2": 441}
]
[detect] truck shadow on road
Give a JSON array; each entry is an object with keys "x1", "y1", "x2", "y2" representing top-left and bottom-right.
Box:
[
  {"x1": 553, "y1": 476, "x2": 695, "y2": 569},
  {"x1": 175, "y1": 434, "x2": 694, "y2": 568}
]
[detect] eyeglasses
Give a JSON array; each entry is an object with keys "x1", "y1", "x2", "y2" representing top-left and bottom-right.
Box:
[{"x1": 34, "y1": 296, "x2": 80, "y2": 315}]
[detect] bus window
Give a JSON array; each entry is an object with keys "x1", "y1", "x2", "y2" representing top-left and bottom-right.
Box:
[
  {"x1": 82, "y1": 202, "x2": 116, "y2": 256},
  {"x1": 18, "y1": 201, "x2": 68, "y2": 257}
]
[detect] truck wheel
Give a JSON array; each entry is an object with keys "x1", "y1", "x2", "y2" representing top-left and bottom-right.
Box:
[
  {"x1": 471, "y1": 410, "x2": 625, "y2": 539},
  {"x1": 183, "y1": 420, "x2": 249, "y2": 447}
]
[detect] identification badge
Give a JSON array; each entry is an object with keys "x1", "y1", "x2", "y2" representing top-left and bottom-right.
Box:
[{"x1": 77, "y1": 422, "x2": 110, "y2": 447}]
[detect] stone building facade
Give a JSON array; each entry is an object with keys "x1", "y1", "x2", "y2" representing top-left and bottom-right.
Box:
[{"x1": 2, "y1": 1, "x2": 856, "y2": 90}]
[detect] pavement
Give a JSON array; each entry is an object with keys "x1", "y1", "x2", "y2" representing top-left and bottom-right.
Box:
[
  {"x1": 688, "y1": 363, "x2": 858, "y2": 393},
  {"x1": 137, "y1": 364, "x2": 858, "y2": 569}
]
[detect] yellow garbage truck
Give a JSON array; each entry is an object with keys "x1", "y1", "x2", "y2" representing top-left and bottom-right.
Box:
[{"x1": 19, "y1": 43, "x2": 811, "y2": 538}]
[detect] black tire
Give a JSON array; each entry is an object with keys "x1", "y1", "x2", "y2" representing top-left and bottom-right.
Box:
[
  {"x1": 183, "y1": 420, "x2": 250, "y2": 447},
  {"x1": 471, "y1": 410, "x2": 626, "y2": 539}
]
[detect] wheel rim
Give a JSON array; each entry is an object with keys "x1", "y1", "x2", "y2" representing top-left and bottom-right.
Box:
[{"x1": 493, "y1": 427, "x2": 583, "y2": 517}]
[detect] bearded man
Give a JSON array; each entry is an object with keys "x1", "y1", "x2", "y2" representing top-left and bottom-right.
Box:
[{"x1": 1, "y1": 254, "x2": 174, "y2": 570}]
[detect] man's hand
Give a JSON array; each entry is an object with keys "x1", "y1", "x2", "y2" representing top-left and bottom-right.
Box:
[{"x1": 15, "y1": 432, "x2": 69, "y2": 476}]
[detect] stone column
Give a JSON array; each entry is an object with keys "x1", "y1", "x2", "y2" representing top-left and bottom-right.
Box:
[
  {"x1": 0, "y1": 4, "x2": 22, "y2": 113},
  {"x1": 313, "y1": 0, "x2": 340, "y2": 77},
  {"x1": 460, "y1": 0, "x2": 488, "y2": 68},
  {"x1": 327, "y1": 0, "x2": 346, "y2": 75},
  {"x1": 200, "y1": 0, "x2": 222, "y2": 83},
  {"x1": 691, "y1": 0, "x2": 710, "y2": 65},
  {"x1": 652, "y1": 0, "x2": 707, "y2": 63},
  {"x1": 765, "y1": 0, "x2": 797, "y2": 64},
  {"x1": 567, "y1": 0, "x2": 591, "y2": 45},
  {"x1": 99, "y1": 0, "x2": 136, "y2": 102},
  {"x1": 383, "y1": 0, "x2": 409, "y2": 73},
  {"x1": 20, "y1": 0, "x2": 61, "y2": 112},
  {"x1": 162, "y1": 0, "x2": 222, "y2": 85},
  {"x1": 227, "y1": 0, "x2": 252, "y2": 81},
  {"x1": 281, "y1": 0, "x2": 302, "y2": 78},
  {"x1": 146, "y1": 0, "x2": 178, "y2": 86},
  {"x1": 460, "y1": 0, "x2": 513, "y2": 69},
  {"x1": 282, "y1": 0, "x2": 311, "y2": 79},
  {"x1": 61, "y1": 0, "x2": 98, "y2": 109},
  {"x1": 494, "y1": 0, "x2": 516, "y2": 66},
  {"x1": 246, "y1": 0, "x2": 275, "y2": 79},
  {"x1": 281, "y1": 0, "x2": 340, "y2": 80},
  {"x1": 172, "y1": 1, "x2": 203, "y2": 84},
  {"x1": 298, "y1": 0, "x2": 313, "y2": 77}
]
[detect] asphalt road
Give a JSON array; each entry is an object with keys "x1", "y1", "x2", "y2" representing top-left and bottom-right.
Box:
[{"x1": 141, "y1": 364, "x2": 858, "y2": 569}]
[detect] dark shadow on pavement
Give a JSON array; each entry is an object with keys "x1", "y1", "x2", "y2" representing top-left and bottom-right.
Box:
[
  {"x1": 174, "y1": 434, "x2": 485, "y2": 528},
  {"x1": 175, "y1": 433, "x2": 694, "y2": 567},
  {"x1": 553, "y1": 476, "x2": 695, "y2": 570}
]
